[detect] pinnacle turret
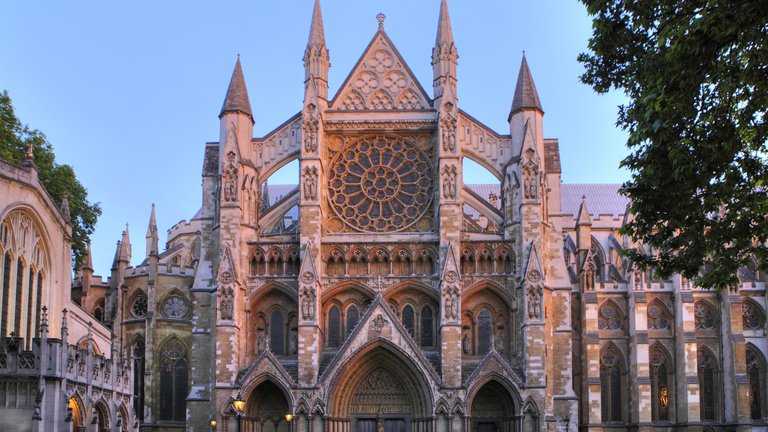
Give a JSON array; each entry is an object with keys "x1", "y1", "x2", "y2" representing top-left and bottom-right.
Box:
[
  {"x1": 304, "y1": 0, "x2": 330, "y2": 101},
  {"x1": 435, "y1": 0, "x2": 454, "y2": 46},
  {"x1": 81, "y1": 242, "x2": 94, "y2": 272},
  {"x1": 432, "y1": 0, "x2": 458, "y2": 100},
  {"x1": 576, "y1": 195, "x2": 592, "y2": 227},
  {"x1": 220, "y1": 56, "x2": 253, "y2": 121},
  {"x1": 510, "y1": 54, "x2": 543, "y2": 116},
  {"x1": 146, "y1": 204, "x2": 159, "y2": 257},
  {"x1": 307, "y1": 0, "x2": 325, "y2": 47}
]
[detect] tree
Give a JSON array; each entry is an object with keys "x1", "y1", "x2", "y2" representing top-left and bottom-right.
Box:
[
  {"x1": 578, "y1": 0, "x2": 768, "y2": 290},
  {"x1": 0, "y1": 90, "x2": 101, "y2": 270}
]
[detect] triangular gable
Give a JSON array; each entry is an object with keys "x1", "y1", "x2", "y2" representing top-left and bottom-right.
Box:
[
  {"x1": 217, "y1": 244, "x2": 238, "y2": 283},
  {"x1": 318, "y1": 294, "x2": 440, "y2": 387},
  {"x1": 330, "y1": 30, "x2": 431, "y2": 111},
  {"x1": 463, "y1": 349, "x2": 523, "y2": 388},
  {"x1": 440, "y1": 242, "x2": 461, "y2": 282},
  {"x1": 298, "y1": 241, "x2": 319, "y2": 280},
  {"x1": 236, "y1": 348, "x2": 296, "y2": 389},
  {"x1": 522, "y1": 242, "x2": 543, "y2": 284}
]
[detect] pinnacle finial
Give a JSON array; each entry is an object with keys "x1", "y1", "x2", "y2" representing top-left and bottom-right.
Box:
[
  {"x1": 377, "y1": 13, "x2": 386, "y2": 30},
  {"x1": 220, "y1": 56, "x2": 254, "y2": 121},
  {"x1": 435, "y1": 0, "x2": 454, "y2": 45},
  {"x1": 510, "y1": 54, "x2": 543, "y2": 116}
]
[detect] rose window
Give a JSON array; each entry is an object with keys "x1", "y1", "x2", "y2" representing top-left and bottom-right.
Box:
[
  {"x1": 131, "y1": 295, "x2": 148, "y2": 318},
  {"x1": 163, "y1": 296, "x2": 189, "y2": 319},
  {"x1": 328, "y1": 136, "x2": 433, "y2": 233}
]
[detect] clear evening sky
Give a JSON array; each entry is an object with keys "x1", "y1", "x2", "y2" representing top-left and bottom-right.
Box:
[{"x1": 0, "y1": 1, "x2": 629, "y2": 276}]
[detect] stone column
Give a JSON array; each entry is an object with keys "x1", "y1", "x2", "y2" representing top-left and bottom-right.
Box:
[{"x1": 674, "y1": 289, "x2": 700, "y2": 423}]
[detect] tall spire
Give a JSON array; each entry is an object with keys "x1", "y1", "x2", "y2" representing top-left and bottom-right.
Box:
[
  {"x1": 220, "y1": 56, "x2": 253, "y2": 121},
  {"x1": 510, "y1": 54, "x2": 543, "y2": 116},
  {"x1": 435, "y1": 0, "x2": 454, "y2": 46},
  {"x1": 118, "y1": 224, "x2": 131, "y2": 263},
  {"x1": 81, "y1": 242, "x2": 94, "y2": 272},
  {"x1": 146, "y1": 204, "x2": 159, "y2": 258},
  {"x1": 576, "y1": 195, "x2": 592, "y2": 227},
  {"x1": 304, "y1": 0, "x2": 330, "y2": 101},
  {"x1": 432, "y1": 0, "x2": 458, "y2": 100},
  {"x1": 307, "y1": 0, "x2": 325, "y2": 46}
]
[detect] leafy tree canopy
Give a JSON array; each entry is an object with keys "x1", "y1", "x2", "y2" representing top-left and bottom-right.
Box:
[
  {"x1": 579, "y1": 1, "x2": 768, "y2": 290},
  {"x1": 0, "y1": 90, "x2": 101, "y2": 270}
]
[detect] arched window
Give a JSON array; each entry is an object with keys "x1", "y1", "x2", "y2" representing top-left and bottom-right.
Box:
[
  {"x1": 14, "y1": 259, "x2": 24, "y2": 336},
  {"x1": 253, "y1": 251, "x2": 266, "y2": 275},
  {"x1": 249, "y1": 256, "x2": 257, "y2": 275},
  {"x1": 402, "y1": 305, "x2": 415, "y2": 337},
  {"x1": 600, "y1": 347, "x2": 623, "y2": 422},
  {"x1": 270, "y1": 310, "x2": 285, "y2": 355},
  {"x1": 268, "y1": 250, "x2": 284, "y2": 276},
  {"x1": 25, "y1": 267, "x2": 35, "y2": 347},
  {"x1": 133, "y1": 338, "x2": 146, "y2": 422},
  {"x1": 747, "y1": 346, "x2": 765, "y2": 420},
  {"x1": 285, "y1": 250, "x2": 300, "y2": 275},
  {"x1": 649, "y1": 347, "x2": 671, "y2": 421},
  {"x1": 34, "y1": 273, "x2": 42, "y2": 338},
  {"x1": 477, "y1": 308, "x2": 492, "y2": 355},
  {"x1": 742, "y1": 300, "x2": 766, "y2": 331},
  {"x1": 159, "y1": 339, "x2": 188, "y2": 422},
  {"x1": 346, "y1": 305, "x2": 359, "y2": 336},
  {"x1": 694, "y1": 301, "x2": 717, "y2": 330},
  {"x1": 697, "y1": 348, "x2": 718, "y2": 421},
  {"x1": 371, "y1": 249, "x2": 390, "y2": 275},
  {"x1": 348, "y1": 250, "x2": 367, "y2": 276},
  {"x1": 420, "y1": 305, "x2": 434, "y2": 347},
  {"x1": 647, "y1": 301, "x2": 672, "y2": 330},
  {"x1": 1, "y1": 252, "x2": 11, "y2": 337},
  {"x1": 598, "y1": 301, "x2": 623, "y2": 330},
  {"x1": 497, "y1": 250, "x2": 513, "y2": 274},
  {"x1": 327, "y1": 306, "x2": 341, "y2": 348}
]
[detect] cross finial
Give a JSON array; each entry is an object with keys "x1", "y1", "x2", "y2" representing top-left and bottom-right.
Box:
[{"x1": 376, "y1": 12, "x2": 386, "y2": 30}]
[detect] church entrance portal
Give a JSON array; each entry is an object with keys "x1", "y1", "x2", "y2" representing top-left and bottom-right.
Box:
[
  {"x1": 241, "y1": 381, "x2": 291, "y2": 432},
  {"x1": 328, "y1": 346, "x2": 433, "y2": 432},
  {"x1": 469, "y1": 381, "x2": 517, "y2": 432}
]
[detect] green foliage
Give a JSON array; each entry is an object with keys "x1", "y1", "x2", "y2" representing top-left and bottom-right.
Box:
[
  {"x1": 579, "y1": 1, "x2": 768, "y2": 289},
  {"x1": 0, "y1": 90, "x2": 101, "y2": 270}
]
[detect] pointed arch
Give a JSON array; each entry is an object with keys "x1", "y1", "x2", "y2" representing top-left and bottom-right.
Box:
[
  {"x1": 647, "y1": 298, "x2": 673, "y2": 331},
  {"x1": 326, "y1": 247, "x2": 346, "y2": 276},
  {"x1": 397, "y1": 88, "x2": 424, "y2": 109},
  {"x1": 697, "y1": 345, "x2": 720, "y2": 421},
  {"x1": 368, "y1": 89, "x2": 395, "y2": 109},
  {"x1": 600, "y1": 343, "x2": 626, "y2": 422},
  {"x1": 158, "y1": 335, "x2": 189, "y2": 421},
  {"x1": 347, "y1": 247, "x2": 369, "y2": 276},
  {"x1": 746, "y1": 344, "x2": 766, "y2": 420},
  {"x1": 325, "y1": 338, "x2": 435, "y2": 418},
  {"x1": 369, "y1": 247, "x2": 391, "y2": 275},
  {"x1": 649, "y1": 343, "x2": 673, "y2": 421},
  {"x1": 340, "y1": 89, "x2": 366, "y2": 110},
  {"x1": 598, "y1": 298, "x2": 625, "y2": 331},
  {"x1": 742, "y1": 298, "x2": 766, "y2": 331},
  {"x1": 392, "y1": 247, "x2": 413, "y2": 276}
]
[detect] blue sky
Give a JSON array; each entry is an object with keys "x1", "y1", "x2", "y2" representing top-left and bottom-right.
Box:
[{"x1": 0, "y1": 1, "x2": 629, "y2": 275}]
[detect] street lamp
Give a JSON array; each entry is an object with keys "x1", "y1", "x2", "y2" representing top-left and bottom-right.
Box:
[
  {"x1": 233, "y1": 394, "x2": 246, "y2": 432},
  {"x1": 209, "y1": 415, "x2": 218, "y2": 432},
  {"x1": 285, "y1": 412, "x2": 294, "y2": 432}
]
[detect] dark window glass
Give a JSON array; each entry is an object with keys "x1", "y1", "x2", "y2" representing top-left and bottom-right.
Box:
[
  {"x1": 747, "y1": 348, "x2": 763, "y2": 420},
  {"x1": 1, "y1": 253, "x2": 11, "y2": 337},
  {"x1": 347, "y1": 306, "x2": 359, "y2": 336},
  {"x1": 25, "y1": 268, "x2": 34, "y2": 347},
  {"x1": 610, "y1": 367, "x2": 621, "y2": 421},
  {"x1": 600, "y1": 367, "x2": 610, "y2": 422},
  {"x1": 698, "y1": 352, "x2": 716, "y2": 421},
  {"x1": 270, "y1": 310, "x2": 285, "y2": 355},
  {"x1": 328, "y1": 306, "x2": 341, "y2": 347},
  {"x1": 14, "y1": 260, "x2": 23, "y2": 336},
  {"x1": 477, "y1": 309, "x2": 492, "y2": 355},
  {"x1": 159, "y1": 341, "x2": 187, "y2": 422},
  {"x1": 34, "y1": 273, "x2": 42, "y2": 338},
  {"x1": 420, "y1": 306, "x2": 433, "y2": 346},
  {"x1": 651, "y1": 361, "x2": 670, "y2": 421},
  {"x1": 402, "y1": 305, "x2": 414, "y2": 337}
]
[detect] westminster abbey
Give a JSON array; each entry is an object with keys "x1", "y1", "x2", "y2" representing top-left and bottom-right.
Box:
[{"x1": 0, "y1": 1, "x2": 765, "y2": 431}]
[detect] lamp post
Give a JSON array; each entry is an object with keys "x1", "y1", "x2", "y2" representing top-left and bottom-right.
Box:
[
  {"x1": 285, "y1": 412, "x2": 293, "y2": 432},
  {"x1": 209, "y1": 415, "x2": 218, "y2": 432},
  {"x1": 233, "y1": 394, "x2": 246, "y2": 432}
]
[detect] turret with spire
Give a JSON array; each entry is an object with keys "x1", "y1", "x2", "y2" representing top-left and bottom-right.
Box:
[
  {"x1": 304, "y1": 0, "x2": 330, "y2": 102},
  {"x1": 509, "y1": 54, "x2": 544, "y2": 158},
  {"x1": 219, "y1": 55, "x2": 254, "y2": 173},
  {"x1": 432, "y1": 0, "x2": 458, "y2": 101},
  {"x1": 146, "y1": 203, "x2": 159, "y2": 258}
]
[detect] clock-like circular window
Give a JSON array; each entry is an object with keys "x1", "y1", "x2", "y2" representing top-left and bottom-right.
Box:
[{"x1": 328, "y1": 136, "x2": 433, "y2": 232}]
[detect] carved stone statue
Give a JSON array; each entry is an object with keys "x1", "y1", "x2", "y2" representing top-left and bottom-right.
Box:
[
  {"x1": 220, "y1": 287, "x2": 234, "y2": 321},
  {"x1": 527, "y1": 285, "x2": 542, "y2": 320},
  {"x1": 303, "y1": 105, "x2": 319, "y2": 153},
  {"x1": 223, "y1": 152, "x2": 239, "y2": 203},
  {"x1": 303, "y1": 166, "x2": 318, "y2": 201},
  {"x1": 441, "y1": 165, "x2": 457, "y2": 200},
  {"x1": 443, "y1": 286, "x2": 459, "y2": 320},
  {"x1": 301, "y1": 286, "x2": 316, "y2": 321}
]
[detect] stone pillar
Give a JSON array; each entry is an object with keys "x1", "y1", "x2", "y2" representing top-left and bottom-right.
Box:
[
  {"x1": 628, "y1": 289, "x2": 652, "y2": 424},
  {"x1": 723, "y1": 291, "x2": 751, "y2": 429},
  {"x1": 674, "y1": 289, "x2": 700, "y2": 423},
  {"x1": 581, "y1": 291, "x2": 602, "y2": 427}
]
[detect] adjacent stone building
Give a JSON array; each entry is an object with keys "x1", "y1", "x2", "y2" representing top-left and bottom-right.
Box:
[
  {"x1": 1, "y1": 1, "x2": 766, "y2": 432},
  {"x1": 0, "y1": 152, "x2": 134, "y2": 431}
]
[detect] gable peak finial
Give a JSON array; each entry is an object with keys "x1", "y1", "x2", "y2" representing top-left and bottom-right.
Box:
[{"x1": 377, "y1": 12, "x2": 386, "y2": 30}]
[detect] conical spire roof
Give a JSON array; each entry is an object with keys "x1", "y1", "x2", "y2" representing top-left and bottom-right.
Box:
[
  {"x1": 435, "y1": 0, "x2": 454, "y2": 45},
  {"x1": 510, "y1": 54, "x2": 543, "y2": 115},
  {"x1": 146, "y1": 203, "x2": 157, "y2": 238},
  {"x1": 307, "y1": 0, "x2": 326, "y2": 46},
  {"x1": 577, "y1": 195, "x2": 592, "y2": 226},
  {"x1": 220, "y1": 56, "x2": 253, "y2": 120}
]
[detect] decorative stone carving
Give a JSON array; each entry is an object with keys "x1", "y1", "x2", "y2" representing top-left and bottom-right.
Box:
[
  {"x1": 303, "y1": 166, "x2": 318, "y2": 201},
  {"x1": 370, "y1": 314, "x2": 388, "y2": 333},
  {"x1": 441, "y1": 103, "x2": 457, "y2": 152},
  {"x1": 598, "y1": 303, "x2": 623, "y2": 330},
  {"x1": 301, "y1": 286, "x2": 316, "y2": 321},
  {"x1": 223, "y1": 151, "x2": 239, "y2": 202},
  {"x1": 303, "y1": 104, "x2": 319, "y2": 153},
  {"x1": 443, "y1": 285, "x2": 459, "y2": 321},
  {"x1": 328, "y1": 135, "x2": 433, "y2": 232},
  {"x1": 694, "y1": 301, "x2": 717, "y2": 329},
  {"x1": 441, "y1": 165, "x2": 457, "y2": 200},
  {"x1": 526, "y1": 285, "x2": 542, "y2": 320},
  {"x1": 162, "y1": 295, "x2": 188, "y2": 319},
  {"x1": 742, "y1": 301, "x2": 765, "y2": 330},
  {"x1": 522, "y1": 148, "x2": 539, "y2": 200},
  {"x1": 219, "y1": 287, "x2": 234, "y2": 321},
  {"x1": 131, "y1": 295, "x2": 148, "y2": 318}
]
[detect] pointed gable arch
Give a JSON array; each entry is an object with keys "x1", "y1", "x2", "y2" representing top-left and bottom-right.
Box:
[{"x1": 330, "y1": 30, "x2": 431, "y2": 111}]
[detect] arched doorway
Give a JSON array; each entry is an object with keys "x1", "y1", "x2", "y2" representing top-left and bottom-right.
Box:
[
  {"x1": 242, "y1": 381, "x2": 292, "y2": 432},
  {"x1": 328, "y1": 345, "x2": 433, "y2": 432},
  {"x1": 468, "y1": 381, "x2": 517, "y2": 432},
  {"x1": 68, "y1": 396, "x2": 85, "y2": 432}
]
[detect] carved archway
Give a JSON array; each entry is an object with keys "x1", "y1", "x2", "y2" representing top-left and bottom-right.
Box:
[
  {"x1": 327, "y1": 344, "x2": 433, "y2": 432},
  {"x1": 243, "y1": 380, "x2": 292, "y2": 432},
  {"x1": 467, "y1": 380, "x2": 518, "y2": 432}
]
